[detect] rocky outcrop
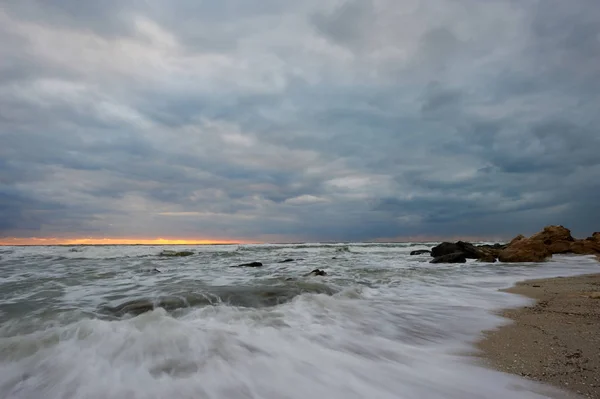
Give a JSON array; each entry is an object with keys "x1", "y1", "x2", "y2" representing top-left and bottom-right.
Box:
[
  {"x1": 430, "y1": 252, "x2": 467, "y2": 264},
  {"x1": 234, "y1": 261, "x2": 263, "y2": 267},
  {"x1": 508, "y1": 234, "x2": 526, "y2": 246},
  {"x1": 570, "y1": 240, "x2": 600, "y2": 255},
  {"x1": 529, "y1": 225, "x2": 574, "y2": 254},
  {"x1": 498, "y1": 239, "x2": 552, "y2": 263},
  {"x1": 498, "y1": 225, "x2": 600, "y2": 262},
  {"x1": 410, "y1": 249, "x2": 431, "y2": 255}
]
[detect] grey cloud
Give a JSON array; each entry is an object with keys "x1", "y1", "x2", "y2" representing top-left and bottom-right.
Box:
[
  {"x1": 1, "y1": 0, "x2": 600, "y2": 241},
  {"x1": 311, "y1": 0, "x2": 375, "y2": 50}
]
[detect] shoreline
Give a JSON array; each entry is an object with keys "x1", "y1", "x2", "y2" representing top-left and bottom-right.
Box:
[{"x1": 476, "y1": 273, "x2": 600, "y2": 398}]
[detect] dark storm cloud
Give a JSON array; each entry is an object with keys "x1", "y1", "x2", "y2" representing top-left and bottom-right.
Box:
[{"x1": 1, "y1": 0, "x2": 599, "y2": 241}]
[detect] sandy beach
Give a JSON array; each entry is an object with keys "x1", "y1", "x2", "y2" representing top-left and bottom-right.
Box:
[{"x1": 478, "y1": 273, "x2": 600, "y2": 398}]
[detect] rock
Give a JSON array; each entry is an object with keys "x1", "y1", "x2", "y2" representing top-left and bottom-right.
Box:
[
  {"x1": 152, "y1": 268, "x2": 161, "y2": 273},
  {"x1": 410, "y1": 249, "x2": 431, "y2": 256},
  {"x1": 501, "y1": 225, "x2": 600, "y2": 260},
  {"x1": 530, "y1": 225, "x2": 574, "y2": 242},
  {"x1": 278, "y1": 259, "x2": 295, "y2": 263},
  {"x1": 306, "y1": 268, "x2": 327, "y2": 276},
  {"x1": 498, "y1": 239, "x2": 552, "y2": 263},
  {"x1": 477, "y1": 253, "x2": 497, "y2": 263},
  {"x1": 477, "y1": 243, "x2": 506, "y2": 251},
  {"x1": 431, "y1": 241, "x2": 487, "y2": 259},
  {"x1": 431, "y1": 242, "x2": 463, "y2": 258},
  {"x1": 159, "y1": 250, "x2": 194, "y2": 257},
  {"x1": 585, "y1": 232, "x2": 600, "y2": 243},
  {"x1": 569, "y1": 240, "x2": 600, "y2": 255},
  {"x1": 529, "y1": 225, "x2": 574, "y2": 254},
  {"x1": 234, "y1": 261, "x2": 263, "y2": 267},
  {"x1": 430, "y1": 252, "x2": 467, "y2": 264},
  {"x1": 508, "y1": 234, "x2": 526, "y2": 246},
  {"x1": 103, "y1": 298, "x2": 188, "y2": 316}
]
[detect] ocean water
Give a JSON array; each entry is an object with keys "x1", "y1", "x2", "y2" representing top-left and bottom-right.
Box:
[{"x1": 0, "y1": 243, "x2": 598, "y2": 399}]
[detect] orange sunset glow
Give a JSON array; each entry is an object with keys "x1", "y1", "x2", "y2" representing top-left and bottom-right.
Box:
[{"x1": 0, "y1": 237, "x2": 252, "y2": 246}]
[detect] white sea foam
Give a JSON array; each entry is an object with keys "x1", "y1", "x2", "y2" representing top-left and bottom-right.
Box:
[{"x1": 1, "y1": 244, "x2": 597, "y2": 398}]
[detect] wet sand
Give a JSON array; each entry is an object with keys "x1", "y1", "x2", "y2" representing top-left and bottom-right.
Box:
[{"x1": 478, "y1": 274, "x2": 600, "y2": 398}]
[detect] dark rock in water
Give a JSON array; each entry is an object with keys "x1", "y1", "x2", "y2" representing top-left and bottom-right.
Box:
[
  {"x1": 278, "y1": 258, "x2": 295, "y2": 263},
  {"x1": 332, "y1": 257, "x2": 337, "y2": 260},
  {"x1": 410, "y1": 249, "x2": 431, "y2": 256},
  {"x1": 233, "y1": 261, "x2": 263, "y2": 267},
  {"x1": 103, "y1": 297, "x2": 189, "y2": 316},
  {"x1": 102, "y1": 283, "x2": 338, "y2": 316},
  {"x1": 305, "y1": 268, "x2": 327, "y2": 276},
  {"x1": 152, "y1": 268, "x2": 161, "y2": 273},
  {"x1": 430, "y1": 252, "x2": 467, "y2": 264},
  {"x1": 159, "y1": 250, "x2": 194, "y2": 257},
  {"x1": 477, "y1": 254, "x2": 497, "y2": 263},
  {"x1": 431, "y1": 241, "x2": 503, "y2": 262},
  {"x1": 431, "y1": 241, "x2": 481, "y2": 259}
]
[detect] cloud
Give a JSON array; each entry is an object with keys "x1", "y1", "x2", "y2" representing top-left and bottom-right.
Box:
[{"x1": 1, "y1": 0, "x2": 599, "y2": 242}]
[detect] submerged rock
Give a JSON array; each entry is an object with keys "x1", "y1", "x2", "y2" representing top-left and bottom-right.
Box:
[
  {"x1": 410, "y1": 249, "x2": 431, "y2": 256},
  {"x1": 430, "y1": 252, "x2": 467, "y2": 264},
  {"x1": 278, "y1": 258, "x2": 295, "y2": 263},
  {"x1": 159, "y1": 250, "x2": 194, "y2": 257},
  {"x1": 102, "y1": 283, "x2": 338, "y2": 316},
  {"x1": 233, "y1": 261, "x2": 263, "y2": 267},
  {"x1": 305, "y1": 268, "x2": 327, "y2": 276},
  {"x1": 103, "y1": 297, "x2": 189, "y2": 316}
]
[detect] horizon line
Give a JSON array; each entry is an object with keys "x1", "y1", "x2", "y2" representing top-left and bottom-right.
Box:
[{"x1": 0, "y1": 235, "x2": 509, "y2": 246}]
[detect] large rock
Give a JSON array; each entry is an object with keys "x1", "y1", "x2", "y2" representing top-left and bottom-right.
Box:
[
  {"x1": 431, "y1": 241, "x2": 481, "y2": 259},
  {"x1": 569, "y1": 240, "x2": 600, "y2": 255},
  {"x1": 500, "y1": 226, "x2": 600, "y2": 261},
  {"x1": 498, "y1": 239, "x2": 552, "y2": 263},
  {"x1": 587, "y1": 232, "x2": 600, "y2": 243},
  {"x1": 508, "y1": 234, "x2": 526, "y2": 246},
  {"x1": 529, "y1": 225, "x2": 574, "y2": 254},
  {"x1": 430, "y1": 252, "x2": 467, "y2": 264}
]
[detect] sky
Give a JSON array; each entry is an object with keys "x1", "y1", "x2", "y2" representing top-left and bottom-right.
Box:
[{"x1": 1, "y1": 0, "x2": 599, "y2": 244}]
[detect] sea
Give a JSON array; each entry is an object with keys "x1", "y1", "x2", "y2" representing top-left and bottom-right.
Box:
[{"x1": 0, "y1": 243, "x2": 598, "y2": 399}]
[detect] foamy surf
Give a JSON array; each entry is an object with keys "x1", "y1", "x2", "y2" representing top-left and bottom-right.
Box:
[{"x1": 1, "y1": 244, "x2": 597, "y2": 398}]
